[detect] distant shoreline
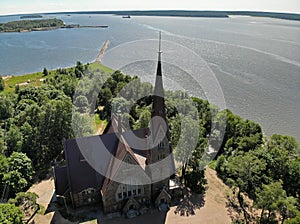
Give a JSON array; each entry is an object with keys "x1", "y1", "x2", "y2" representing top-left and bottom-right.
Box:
[
  {"x1": 0, "y1": 18, "x2": 108, "y2": 33},
  {"x1": 1, "y1": 10, "x2": 300, "y2": 21},
  {"x1": 45, "y1": 10, "x2": 300, "y2": 21}
]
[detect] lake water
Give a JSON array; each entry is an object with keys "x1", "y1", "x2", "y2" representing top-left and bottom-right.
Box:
[{"x1": 0, "y1": 14, "x2": 299, "y2": 142}]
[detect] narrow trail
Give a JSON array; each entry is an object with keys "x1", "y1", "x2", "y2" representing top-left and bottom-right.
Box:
[{"x1": 96, "y1": 122, "x2": 106, "y2": 135}]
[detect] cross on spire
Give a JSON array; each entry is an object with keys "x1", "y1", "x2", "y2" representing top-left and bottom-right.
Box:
[{"x1": 158, "y1": 31, "x2": 162, "y2": 62}]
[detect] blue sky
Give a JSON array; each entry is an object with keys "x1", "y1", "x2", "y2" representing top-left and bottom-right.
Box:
[{"x1": 1, "y1": 0, "x2": 299, "y2": 16}]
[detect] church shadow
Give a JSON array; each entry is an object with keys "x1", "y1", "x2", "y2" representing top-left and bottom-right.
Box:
[{"x1": 173, "y1": 187, "x2": 205, "y2": 217}]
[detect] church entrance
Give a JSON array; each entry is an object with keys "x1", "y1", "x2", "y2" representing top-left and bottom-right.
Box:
[{"x1": 129, "y1": 204, "x2": 136, "y2": 210}]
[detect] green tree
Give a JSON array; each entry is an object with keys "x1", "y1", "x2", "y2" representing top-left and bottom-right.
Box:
[
  {"x1": 0, "y1": 154, "x2": 8, "y2": 191},
  {"x1": 38, "y1": 98, "x2": 73, "y2": 162},
  {"x1": 0, "y1": 203, "x2": 24, "y2": 224},
  {"x1": 43, "y1": 67, "x2": 48, "y2": 76},
  {"x1": 0, "y1": 75, "x2": 4, "y2": 91},
  {"x1": 7, "y1": 152, "x2": 34, "y2": 181},
  {"x1": 255, "y1": 181, "x2": 287, "y2": 223},
  {"x1": 174, "y1": 115, "x2": 199, "y2": 184},
  {"x1": 75, "y1": 61, "x2": 84, "y2": 78},
  {"x1": 74, "y1": 95, "x2": 89, "y2": 113},
  {"x1": 9, "y1": 192, "x2": 39, "y2": 216},
  {"x1": 6, "y1": 125, "x2": 23, "y2": 154},
  {"x1": 0, "y1": 128, "x2": 7, "y2": 154},
  {"x1": 277, "y1": 196, "x2": 299, "y2": 224},
  {"x1": 72, "y1": 112, "x2": 94, "y2": 138},
  {"x1": 133, "y1": 108, "x2": 151, "y2": 129},
  {"x1": 2, "y1": 171, "x2": 27, "y2": 195},
  {"x1": 226, "y1": 152, "x2": 266, "y2": 223},
  {"x1": 3, "y1": 152, "x2": 34, "y2": 195},
  {"x1": 284, "y1": 158, "x2": 300, "y2": 197},
  {"x1": 0, "y1": 95, "x2": 14, "y2": 120},
  {"x1": 9, "y1": 192, "x2": 38, "y2": 207},
  {"x1": 285, "y1": 212, "x2": 300, "y2": 224}
]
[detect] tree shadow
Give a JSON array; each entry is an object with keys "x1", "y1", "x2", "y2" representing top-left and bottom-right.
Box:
[
  {"x1": 225, "y1": 193, "x2": 259, "y2": 223},
  {"x1": 173, "y1": 187, "x2": 205, "y2": 217},
  {"x1": 226, "y1": 194, "x2": 243, "y2": 222}
]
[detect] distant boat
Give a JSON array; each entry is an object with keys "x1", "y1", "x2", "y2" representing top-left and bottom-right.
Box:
[{"x1": 122, "y1": 15, "x2": 131, "y2": 19}]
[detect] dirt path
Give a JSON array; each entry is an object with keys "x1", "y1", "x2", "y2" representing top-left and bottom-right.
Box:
[
  {"x1": 27, "y1": 178, "x2": 54, "y2": 210},
  {"x1": 96, "y1": 121, "x2": 106, "y2": 135},
  {"x1": 2, "y1": 75, "x2": 11, "y2": 80}
]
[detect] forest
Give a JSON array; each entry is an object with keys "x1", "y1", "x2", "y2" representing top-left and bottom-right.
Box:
[
  {"x1": 0, "y1": 62, "x2": 299, "y2": 223},
  {"x1": 0, "y1": 18, "x2": 64, "y2": 33}
]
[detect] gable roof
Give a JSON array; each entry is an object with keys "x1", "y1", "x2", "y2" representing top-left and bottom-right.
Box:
[
  {"x1": 101, "y1": 134, "x2": 150, "y2": 196},
  {"x1": 63, "y1": 133, "x2": 119, "y2": 193}
]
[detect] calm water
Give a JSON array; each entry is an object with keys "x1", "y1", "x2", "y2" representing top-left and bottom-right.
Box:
[{"x1": 0, "y1": 14, "x2": 299, "y2": 142}]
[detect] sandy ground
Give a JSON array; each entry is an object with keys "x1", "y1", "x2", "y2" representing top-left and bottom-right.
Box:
[
  {"x1": 28, "y1": 178, "x2": 55, "y2": 210},
  {"x1": 27, "y1": 178, "x2": 55, "y2": 224},
  {"x1": 28, "y1": 167, "x2": 233, "y2": 224},
  {"x1": 101, "y1": 167, "x2": 232, "y2": 224},
  {"x1": 166, "y1": 167, "x2": 231, "y2": 224},
  {"x1": 2, "y1": 75, "x2": 11, "y2": 80}
]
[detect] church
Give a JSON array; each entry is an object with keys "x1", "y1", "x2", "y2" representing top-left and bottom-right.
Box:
[{"x1": 54, "y1": 34, "x2": 177, "y2": 215}]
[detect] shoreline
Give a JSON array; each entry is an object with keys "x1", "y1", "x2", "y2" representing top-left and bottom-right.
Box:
[{"x1": 0, "y1": 24, "x2": 108, "y2": 33}]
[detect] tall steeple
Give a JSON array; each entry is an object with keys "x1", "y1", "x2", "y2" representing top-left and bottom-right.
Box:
[
  {"x1": 150, "y1": 31, "x2": 169, "y2": 144},
  {"x1": 152, "y1": 32, "x2": 166, "y2": 122},
  {"x1": 149, "y1": 32, "x2": 173, "y2": 197}
]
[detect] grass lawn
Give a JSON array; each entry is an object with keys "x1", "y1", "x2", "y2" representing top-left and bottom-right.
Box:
[
  {"x1": 88, "y1": 62, "x2": 114, "y2": 74},
  {"x1": 94, "y1": 113, "x2": 107, "y2": 134},
  {"x1": 2, "y1": 62, "x2": 114, "y2": 94},
  {"x1": 4, "y1": 71, "x2": 46, "y2": 93}
]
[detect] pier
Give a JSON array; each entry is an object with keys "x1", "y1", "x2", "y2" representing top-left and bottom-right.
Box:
[{"x1": 96, "y1": 40, "x2": 110, "y2": 63}]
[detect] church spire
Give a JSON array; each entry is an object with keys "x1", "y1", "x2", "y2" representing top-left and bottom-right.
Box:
[
  {"x1": 150, "y1": 32, "x2": 169, "y2": 143},
  {"x1": 152, "y1": 31, "x2": 165, "y2": 118},
  {"x1": 158, "y1": 31, "x2": 162, "y2": 63}
]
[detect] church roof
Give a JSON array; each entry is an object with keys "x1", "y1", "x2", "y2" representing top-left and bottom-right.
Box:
[
  {"x1": 60, "y1": 123, "x2": 151, "y2": 195},
  {"x1": 101, "y1": 132, "x2": 150, "y2": 195},
  {"x1": 63, "y1": 133, "x2": 119, "y2": 193}
]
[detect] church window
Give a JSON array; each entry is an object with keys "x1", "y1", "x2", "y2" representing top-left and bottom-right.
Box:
[
  {"x1": 158, "y1": 142, "x2": 164, "y2": 149},
  {"x1": 115, "y1": 178, "x2": 144, "y2": 201}
]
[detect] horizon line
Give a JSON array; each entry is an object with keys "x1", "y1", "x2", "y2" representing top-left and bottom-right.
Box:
[{"x1": 1, "y1": 9, "x2": 300, "y2": 17}]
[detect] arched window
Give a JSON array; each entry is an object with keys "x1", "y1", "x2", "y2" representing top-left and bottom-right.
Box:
[
  {"x1": 158, "y1": 141, "x2": 164, "y2": 149},
  {"x1": 115, "y1": 177, "x2": 144, "y2": 201}
]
